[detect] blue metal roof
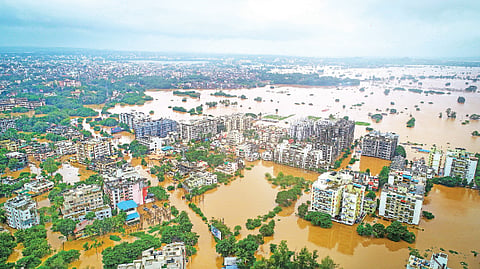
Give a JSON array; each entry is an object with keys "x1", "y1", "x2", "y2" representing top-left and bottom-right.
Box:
[
  {"x1": 162, "y1": 146, "x2": 174, "y2": 151},
  {"x1": 126, "y1": 212, "x2": 140, "y2": 221},
  {"x1": 117, "y1": 200, "x2": 138, "y2": 210}
]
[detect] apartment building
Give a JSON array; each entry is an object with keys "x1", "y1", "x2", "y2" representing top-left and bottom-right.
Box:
[
  {"x1": 62, "y1": 184, "x2": 112, "y2": 221},
  {"x1": 76, "y1": 138, "x2": 113, "y2": 164},
  {"x1": 379, "y1": 182, "x2": 424, "y2": 225},
  {"x1": 443, "y1": 148, "x2": 478, "y2": 184},
  {"x1": 428, "y1": 146, "x2": 443, "y2": 175},
  {"x1": 218, "y1": 113, "x2": 253, "y2": 133},
  {"x1": 4, "y1": 195, "x2": 40, "y2": 229},
  {"x1": 0, "y1": 118, "x2": 16, "y2": 133},
  {"x1": 119, "y1": 111, "x2": 150, "y2": 129},
  {"x1": 178, "y1": 118, "x2": 218, "y2": 141},
  {"x1": 273, "y1": 142, "x2": 332, "y2": 170},
  {"x1": 23, "y1": 179, "x2": 54, "y2": 196},
  {"x1": 55, "y1": 140, "x2": 77, "y2": 155},
  {"x1": 361, "y1": 131, "x2": 399, "y2": 160},
  {"x1": 289, "y1": 118, "x2": 355, "y2": 151},
  {"x1": 117, "y1": 243, "x2": 186, "y2": 269},
  {"x1": 133, "y1": 118, "x2": 178, "y2": 138},
  {"x1": 182, "y1": 171, "x2": 218, "y2": 193},
  {"x1": 103, "y1": 166, "x2": 148, "y2": 209},
  {"x1": 310, "y1": 171, "x2": 366, "y2": 225}
]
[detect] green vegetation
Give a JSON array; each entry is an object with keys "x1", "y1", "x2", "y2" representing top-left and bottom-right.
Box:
[
  {"x1": 0, "y1": 232, "x2": 17, "y2": 265},
  {"x1": 370, "y1": 114, "x2": 383, "y2": 123},
  {"x1": 246, "y1": 207, "x2": 282, "y2": 230},
  {"x1": 457, "y1": 96, "x2": 466, "y2": 103},
  {"x1": 253, "y1": 240, "x2": 340, "y2": 269},
  {"x1": 431, "y1": 176, "x2": 466, "y2": 187},
  {"x1": 189, "y1": 203, "x2": 207, "y2": 222},
  {"x1": 472, "y1": 131, "x2": 480, "y2": 136},
  {"x1": 159, "y1": 211, "x2": 199, "y2": 256},
  {"x1": 333, "y1": 148, "x2": 351, "y2": 169},
  {"x1": 393, "y1": 87, "x2": 406, "y2": 91},
  {"x1": 261, "y1": 72, "x2": 359, "y2": 86},
  {"x1": 205, "y1": 101, "x2": 218, "y2": 108},
  {"x1": 102, "y1": 234, "x2": 161, "y2": 269},
  {"x1": 394, "y1": 145, "x2": 406, "y2": 158},
  {"x1": 14, "y1": 225, "x2": 51, "y2": 268},
  {"x1": 127, "y1": 140, "x2": 149, "y2": 157},
  {"x1": 408, "y1": 88, "x2": 423, "y2": 94},
  {"x1": 303, "y1": 212, "x2": 333, "y2": 228},
  {"x1": 406, "y1": 117, "x2": 416, "y2": 127},
  {"x1": 210, "y1": 218, "x2": 233, "y2": 238},
  {"x1": 52, "y1": 218, "x2": 77, "y2": 238},
  {"x1": 357, "y1": 221, "x2": 414, "y2": 243},
  {"x1": 422, "y1": 211, "x2": 435, "y2": 220},
  {"x1": 41, "y1": 249, "x2": 80, "y2": 269},
  {"x1": 263, "y1": 114, "x2": 295, "y2": 121},
  {"x1": 211, "y1": 91, "x2": 236, "y2": 97},
  {"x1": 148, "y1": 186, "x2": 169, "y2": 201},
  {"x1": 379, "y1": 166, "x2": 390, "y2": 187},
  {"x1": 173, "y1": 90, "x2": 200, "y2": 98},
  {"x1": 297, "y1": 202, "x2": 309, "y2": 219},
  {"x1": 254, "y1": 97, "x2": 262, "y2": 102},
  {"x1": 84, "y1": 212, "x2": 127, "y2": 237},
  {"x1": 172, "y1": 106, "x2": 187, "y2": 112},
  {"x1": 355, "y1": 121, "x2": 371, "y2": 126},
  {"x1": 307, "y1": 115, "x2": 322, "y2": 121},
  {"x1": 465, "y1": 85, "x2": 477, "y2": 92},
  {"x1": 215, "y1": 234, "x2": 263, "y2": 267},
  {"x1": 265, "y1": 172, "x2": 310, "y2": 207}
]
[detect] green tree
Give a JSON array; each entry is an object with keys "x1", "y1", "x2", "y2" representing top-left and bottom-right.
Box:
[
  {"x1": 215, "y1": 236, "x2": 237, "y2": 257},
  {"x1": 319, "y1": 256, "x2": 338, "y2": 269},
  {"x1": 304, "y1": 212, "x2": 332, "y2": 228},
  {"x1": 52, "y1": 218, "x2": 77, "y2": 238},
  {"x1": 85, "y1": 211, "x2": 96, "y2": 220},
  {"x1": 394, "y1": 145, "x2": 406, "y2": 158},
  {"x1": 41, "y1": 157, "x2": 59, "y2": 175},
  {"x1": 372, "y1": 223, "x2": 386, "y2": 238},
  {"x1": 297, "y1": 203, "x2": 309, "y2": 218},
  {"x1": 0, "y1": 232, "x2": 17, "y2": 264}
]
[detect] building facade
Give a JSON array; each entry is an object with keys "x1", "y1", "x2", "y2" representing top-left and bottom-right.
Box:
[
  {"x1": 76, "y1": 138, "x2": 113, "y2": 163},
  {"x1": 4, "y1": 195, "x2": 40, "y2": 229},
  {"x1": 62, "y1": 184, "x2": 112, "y2": 221},
  {"x1": 182, "y1": 172, "x2": 218, "y2": 193},
  {"x1": 361, "y1": 131, "x2": 399, "y2": 160},
  {"x1": 443, "y1": 148, "x2": 478, "y2": 184}
]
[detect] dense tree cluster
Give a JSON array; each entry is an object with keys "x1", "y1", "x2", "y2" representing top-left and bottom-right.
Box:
[
  {"x1": 252, "y1": 240, "x2": 340, "y2": 269},
  {"x1": 357, "y1": 221, "x2": 415, "y2": 243},
  {"x1": 303, "y1": 212, "x2": 333, "y2": 228}
]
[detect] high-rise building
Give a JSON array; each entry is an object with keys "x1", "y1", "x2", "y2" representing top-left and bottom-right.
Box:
[
  {"x1": 76, "y1": 138, "x2": 113, "y2": 164},
  {"x1": 443, "y1": 148, "x2": 478, "y2": 184},
  {"x1": 119, "y1": 111, "x2": 150, "y2": 129},
  {"x1": 103, "y1": 166, "x2": 148, "y2": 209},
  {"x1": 362, "y1": 131, "x2": 399, "y2": 160},
  {"x1": 4, "y1": 195, "x2": 40, "y2": 229},
  {"x1": 134, "y1": 118, "x2": 178, "y2": 138},
  {"x1": 179, "y1": 118, "x2": 218, "y2": 141},
  {"x1": 379, "y1": 180, "x2": 424, "y2": 225},
  {"x1": 428, "y1": 146, "x2": 443, "y2": 175},
  {"x1": 62, "y1": 184, "x2": 112, "y2": 221},
  {"x1": 310, "y1": 171, "x2": 366, "y2": 225}
]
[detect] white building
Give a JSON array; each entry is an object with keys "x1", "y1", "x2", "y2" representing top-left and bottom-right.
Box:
[
  {"x1": 117, "y1": 242, "x2": 186, "y2": 269},
  {"x1": 4, "y1": 195, "x2": 40, "y2": 229},
  {"x1": 62, "y1": 184, "x2": 112, "y2": 221},
  {"x1": 310, "y1": 171, "x2": 366, "y2": 225},
  {"x1": 182, "y1": 171, "x2": 218, "y2": 193},
  {"x1": 379, "y1": 183, "x2": 423, "y2": 225},
  {"x1": 443, "y1": 148, "x2": 478, "y2": 184}
]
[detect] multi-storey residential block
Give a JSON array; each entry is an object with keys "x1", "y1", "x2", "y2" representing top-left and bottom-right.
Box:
[
  {"x1": 133, "y1": 118, "x2": 177, "y2": 138},
  {"x1": 362, "y1": 131, "x2": 399, "y2": 160},
  {"x1": 4, "y1": 195, "x2": 40, "y2": 229},
  {"x1": 443, "y1": 148, "x2": 478, "y2": 184},
  {"x1": 87, "y1": 157, "x2": 117, "y2": 173},
  {"x1": 5, "y1": 152, "x2": 28, "y2": 169},
  {"x1": 428, "y1": 146, "x2": 443, "y2": 175},
  {"x1": 218, "y1": 113, "x2": 253, "y2": 133},
  {"x1": 310, "y1": 171, "x2": 367, "y2": 225},
  {"x1": 182, "y1": 171, "x2": 218, "y2": 193},
  {"x1": 0, "y1": 118, "x2": 16, "y2": 133},
  {"x1": 273, "y1": 142, "x2": 332, "y2": 170},
  {"x1": 0, "y1": 139, "x2": 22, "y2": 151},
  {"x1": 117, "y1": 243, "x2": 186, "y2": 269},
  {"x1": 119, "y1": 111, "x2": 150, "y2": 129},
  {"x1": 23, "y1": 179, "x2": 54, "y2": 196},
  {"x1": 76, "y1": 138, "x2": 113, "y2": 164},
  {"x1": 55, "y1": 140, "x2": 77, "y2": 155},
  {"x1": 62, "y1": 184, "x2": 112, "y2": 221},
  {"x1": 46, "y1": 125, "x2": 82, "y2": 140},
  {"x1": 103, "y1": 166, "x2": 148, "y2": 209},
  {"x1": 137, "y1": 134, "x2": 176, "y2": 152},
  {"x1": 178, "y1": 118, "x2": 218, "y2": 141},
  {"x1": 379, "y1": 181, "x2": 424, "y2": 225},
  {"x1": 407, "y1": 252, "x2": 450, "y2": 269}
]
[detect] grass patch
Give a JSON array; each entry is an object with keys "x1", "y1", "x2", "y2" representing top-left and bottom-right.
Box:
[
  {"x1": 264, "y1": 114, "x2": 295, "y2": 121},
  {"x1": 355, "y1": 121, "x2": 371, "y2": 126},
  {"x1": 109, "y1": 235, "x2": 121, "y2": 241}
]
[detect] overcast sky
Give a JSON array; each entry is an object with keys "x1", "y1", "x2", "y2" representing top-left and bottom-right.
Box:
[{"x1": 1, "y1": 0, "x2": 479, "y2": 57}]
